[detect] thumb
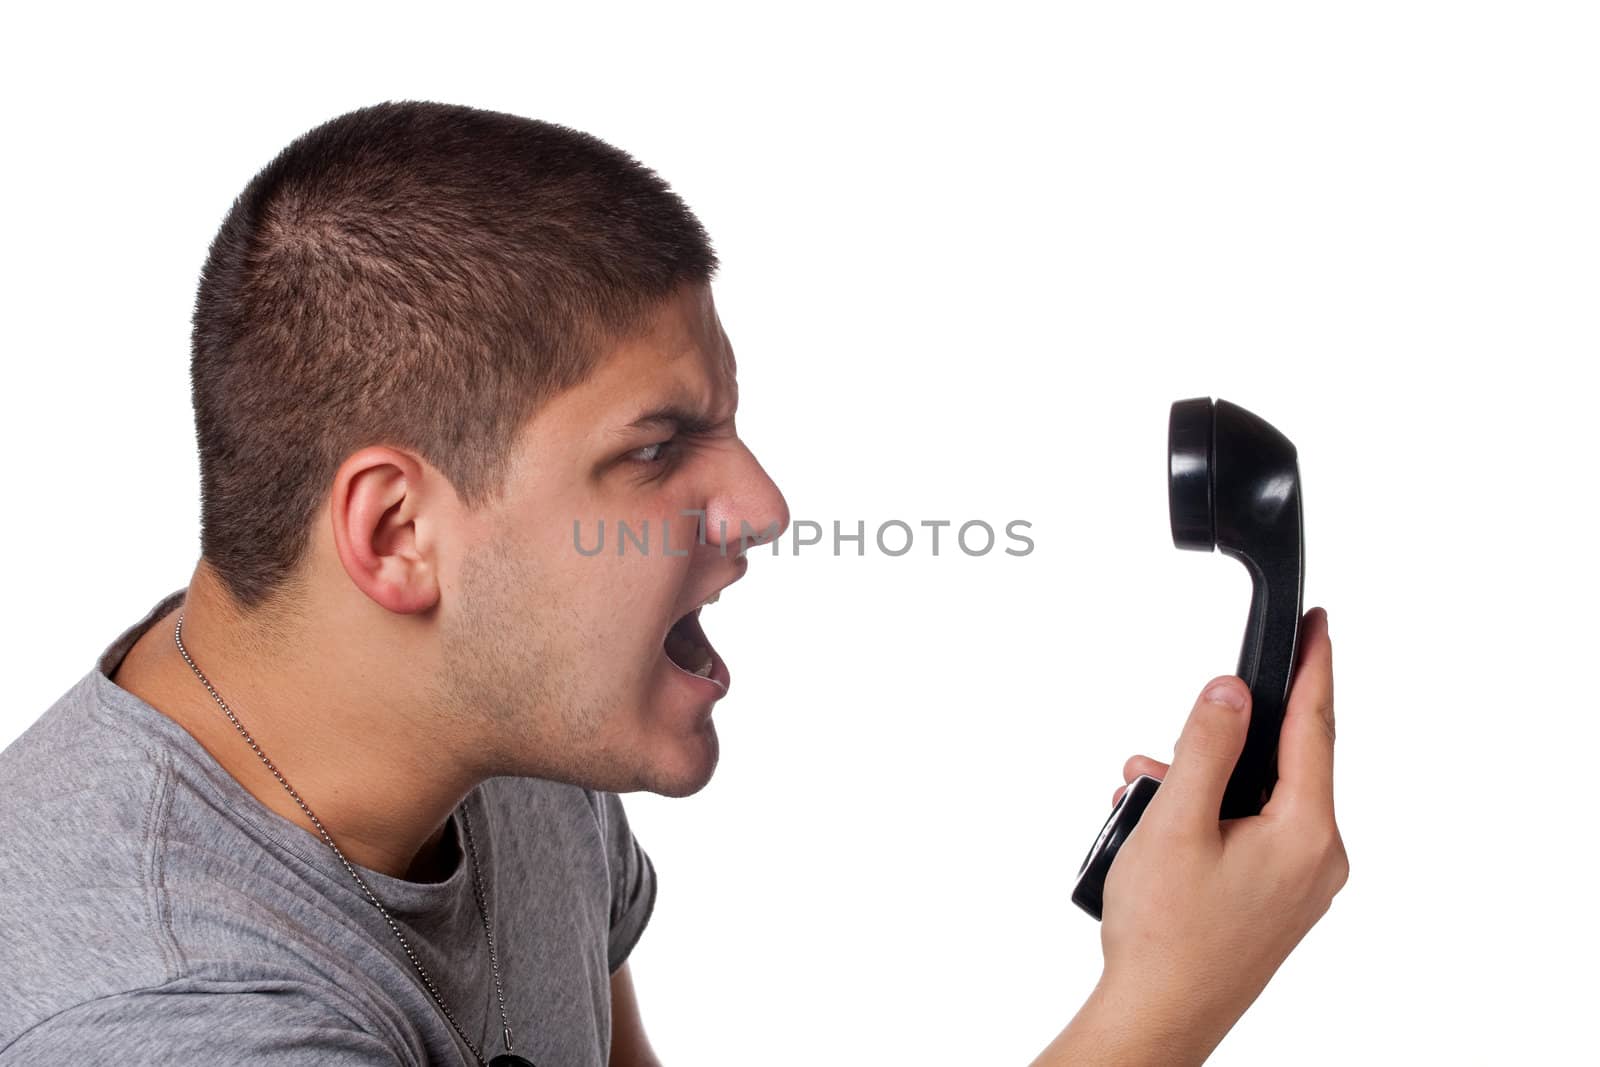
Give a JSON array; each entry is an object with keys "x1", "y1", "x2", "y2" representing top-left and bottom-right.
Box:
[{"x1": 1151, "y1": 676, "x2": 1252, "y2": 832}]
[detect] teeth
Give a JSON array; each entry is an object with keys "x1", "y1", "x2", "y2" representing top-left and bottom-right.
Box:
[
  {"x1": 700, "y1": 588, "x2": 721, "y2": 608},
  {"x1": 691, "y1": 660, "x2": 713, "y2": 678}
]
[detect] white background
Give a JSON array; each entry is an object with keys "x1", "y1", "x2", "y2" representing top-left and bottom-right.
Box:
[{"x1": 3, "y1": 2, "x2": 1596, "y2": 1064}]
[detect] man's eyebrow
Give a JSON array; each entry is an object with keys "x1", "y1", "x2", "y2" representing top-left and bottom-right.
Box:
[{"x1": 619, "y1": 404, "x2": 721, "y2": 435}]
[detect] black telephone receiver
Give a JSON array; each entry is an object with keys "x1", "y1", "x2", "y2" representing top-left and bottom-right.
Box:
[{"x1": 1071, "y1": 397, "x2": 1306, "y2": 921}]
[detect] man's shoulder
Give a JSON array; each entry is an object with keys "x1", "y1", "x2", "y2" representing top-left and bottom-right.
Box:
[
  {"x1": 477, "y1": 776, "x2": 639, "y2": 885},
  {"x1": 0, "y1": 672, "x2": 173, "y2": 892},
  {"x1": 0, "y1": 673, "x2": 181, "y2": 1046},
  {"x1": 479, "y1": 774, "x2": 648, "y2": 852},
  {"x1": 0, "y1": 675, "x2": 416, "y2": 1055},
  {"x1": 480, "y1": 772, "x2": 604, "y2": 821}
]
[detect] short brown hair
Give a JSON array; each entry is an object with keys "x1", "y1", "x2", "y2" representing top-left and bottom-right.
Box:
[{"x1": 190, "y1": 100, "x2": 718, "y2": 614}]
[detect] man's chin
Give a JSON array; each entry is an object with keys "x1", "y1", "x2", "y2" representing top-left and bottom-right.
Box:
[{"x1": 637, "y1": 719, "x2": 721, "y2": 798}]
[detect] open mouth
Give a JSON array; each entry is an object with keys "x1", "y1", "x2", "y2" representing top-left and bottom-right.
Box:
[{"x1": 663, "y1": 591, "x2": 727, "y2": 693}]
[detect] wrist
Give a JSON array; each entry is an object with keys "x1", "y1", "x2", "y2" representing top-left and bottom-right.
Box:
[{"x1": 1032, "y1": 972, "x2": 1212, "y2": 1067}]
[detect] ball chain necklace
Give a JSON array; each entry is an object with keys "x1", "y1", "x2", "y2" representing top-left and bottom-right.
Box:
[{"x1": 174, "y1": 612, "x2": 536, "y2": 1067}]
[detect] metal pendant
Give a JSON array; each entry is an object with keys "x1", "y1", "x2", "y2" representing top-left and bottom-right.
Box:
[{"x1": 489, "y1": 1056, "x2": 537, "y2": 1067}]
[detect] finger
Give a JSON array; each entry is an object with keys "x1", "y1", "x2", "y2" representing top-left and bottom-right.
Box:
[
  {"x1": 1113, "y1": 756, "x2": 1171, "y2": 806},
  {"x1": 1122, "y1": 754, "x2": 1170, "y2": 783},
  {"x1": 1113, "y1": 757, "x2": 1169, "y2": 805},
  {"x1": 1264, "y1": 606, "x2": 1335, "y2": 817},
  {"x1": 1146, "y1": 675, "x2": 1252, "y2": 833}
]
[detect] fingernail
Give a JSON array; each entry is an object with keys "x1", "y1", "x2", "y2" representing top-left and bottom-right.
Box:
[{"x1": 1204, "y1": 680, "x2": 1247, "y2": 711}]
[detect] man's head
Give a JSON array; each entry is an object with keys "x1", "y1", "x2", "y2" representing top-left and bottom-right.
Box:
[{"x1": 189, "y1": 100, "x2": 788, "y2": 797}]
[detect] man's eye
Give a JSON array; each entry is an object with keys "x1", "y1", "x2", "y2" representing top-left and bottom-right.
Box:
[{"x1": 628, "y1": 439, "x2": 675, "y2": 464}]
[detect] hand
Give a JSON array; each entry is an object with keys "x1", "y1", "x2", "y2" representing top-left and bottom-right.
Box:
[
  {"x1": 1031, "y1": 608, "x2": 1347, "y2": 1066},
  {"x1": 1095, "y1": 607, "x2": 1349, "y2": 1063}
]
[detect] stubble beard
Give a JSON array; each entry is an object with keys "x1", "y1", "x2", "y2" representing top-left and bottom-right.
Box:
[{"x1": 433, "y1": 537, "x2": 638, "y2": 790}]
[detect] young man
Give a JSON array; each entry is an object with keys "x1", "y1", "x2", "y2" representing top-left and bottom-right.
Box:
[{"x1": 0, "y1": 101, "x2": 1347, "y2": 1066}]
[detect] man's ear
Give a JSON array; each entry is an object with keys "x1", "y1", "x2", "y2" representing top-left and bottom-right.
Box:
[{"x1": 326, "y1": 445, "x2": 444, "y2": 616}]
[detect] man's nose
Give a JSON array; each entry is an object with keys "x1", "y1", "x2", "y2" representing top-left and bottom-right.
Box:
[{"x1": 704, "y1": 442, "x2": 789, "y2": 555}]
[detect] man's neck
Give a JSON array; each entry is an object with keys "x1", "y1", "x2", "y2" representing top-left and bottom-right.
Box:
[{"x1": 112, "y1": 564, "x2": 476, "y2": 883}]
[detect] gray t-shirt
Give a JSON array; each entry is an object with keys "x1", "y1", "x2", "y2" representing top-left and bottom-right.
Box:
[{"x1": 0, "y1": 587, "x2": 658, "y2": 1065}]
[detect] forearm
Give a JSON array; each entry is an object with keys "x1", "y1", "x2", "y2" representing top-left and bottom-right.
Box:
[{"x1": 1029, "y1": 975, "x2": 1220, "y2": 1067}]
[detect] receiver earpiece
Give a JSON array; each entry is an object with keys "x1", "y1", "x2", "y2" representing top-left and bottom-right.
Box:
[{"x1": 1070, "y1": 397, "x2": 1306, "y2": 921}]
